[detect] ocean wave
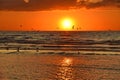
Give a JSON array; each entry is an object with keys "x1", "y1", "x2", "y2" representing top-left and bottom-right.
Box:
[{"x1": 0, "y1": 31, "x2": 120, "y2": 53}]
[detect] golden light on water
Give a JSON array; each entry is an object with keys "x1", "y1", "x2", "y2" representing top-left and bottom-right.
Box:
[
  {"x1": 64, "y1": 58, "x2": 72, "y2": 64},
  {"x1": 62, "y1": 58, "x2": 73, "y2": 66},
  {"x1": 58, "y1": 57, "x2": 73, "y2": 80}
]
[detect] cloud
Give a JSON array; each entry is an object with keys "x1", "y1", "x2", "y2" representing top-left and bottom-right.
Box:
[
  {"x1": 0, "y1": 0, "x2": 120, "y2": 11},
  {"x1": 77, "y1": 0, "x2": 120, "y2": 9},
  {"x1": 0, "y1": 0, "x2": 76, "y2": 11}
]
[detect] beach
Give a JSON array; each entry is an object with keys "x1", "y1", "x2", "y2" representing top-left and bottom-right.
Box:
[
  {"x1": 0, "y1": 31, "x2": 120, "y2": 80},
  {"x1": 1, "y1": 0, "x2": 120, "y2": 79},
  {"x1": 0, "y1": 51, "x2": 120, "y2": 80}
]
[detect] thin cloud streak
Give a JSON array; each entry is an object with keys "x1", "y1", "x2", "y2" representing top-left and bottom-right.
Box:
[
  {"x1": 76, "y1": 0, "x2": 120, "y2": 9},
  {"x1": 0, "y1": 0, "x2": 120, "y2": 11}
]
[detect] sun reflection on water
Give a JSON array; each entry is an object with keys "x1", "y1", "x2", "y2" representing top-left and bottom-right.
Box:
[
  {"x1": 62, "y1": 58, "x2": 73, "y2": 66},
  {"x1": 57, "y1": 57, "x2": 73, "y2": 80}
]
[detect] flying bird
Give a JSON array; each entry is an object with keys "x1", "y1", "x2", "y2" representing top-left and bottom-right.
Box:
[{"x1": 72, "y1": 25, "x2": 75, "y2": 29}]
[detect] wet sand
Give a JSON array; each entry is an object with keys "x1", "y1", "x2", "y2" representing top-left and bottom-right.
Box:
[{"x1": 0, "y1": 52, "x2": 120, "y2": 80}]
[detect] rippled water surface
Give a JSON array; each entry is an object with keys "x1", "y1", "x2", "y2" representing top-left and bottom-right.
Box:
[
  {"x1": 0, "y1": 31, "x2": 120, "y2": 80},
  {"x1": 0, "y1": 31, "x2": 120, "y2": 53},
  {"x1": 0, "y1": 54, "x2": 120, "y2": 80}
]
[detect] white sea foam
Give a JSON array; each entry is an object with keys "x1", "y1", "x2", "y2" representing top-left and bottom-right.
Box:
[{"x1": 0, "y1": 31, "x2": 120, "y2": 54}]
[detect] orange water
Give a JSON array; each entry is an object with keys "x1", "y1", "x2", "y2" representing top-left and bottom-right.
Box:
[{"x1": 0, "y1": 54, "x2": 120, "y2": 80}]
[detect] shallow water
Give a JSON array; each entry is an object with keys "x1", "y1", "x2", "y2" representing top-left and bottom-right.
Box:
[
  {"x1": 0, "y1": 54, "x2": 120, "y2": 80},
  {"x1": 0, "y1": 31, "x2": 120, "y2": 53},
  {"x1": 0, "y1": 31, "x2": 120, "y2": 79}
]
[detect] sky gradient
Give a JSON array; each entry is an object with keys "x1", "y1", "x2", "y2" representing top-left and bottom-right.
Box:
[{"x1": 0, "y1": 0, "x2": 120, "y2": 31}]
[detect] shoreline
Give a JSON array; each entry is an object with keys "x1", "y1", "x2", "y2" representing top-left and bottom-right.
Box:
[
  {"x1": 0, "y1": 49, "x2": 120, "y2": 55},
  {"x1": 0, "y1": 50, "x2": 120, "y2": 80}
]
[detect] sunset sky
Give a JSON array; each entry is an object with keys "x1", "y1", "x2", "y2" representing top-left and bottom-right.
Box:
[{"x1": 0, "y1": 0, "x2": 120, "y2": 31}]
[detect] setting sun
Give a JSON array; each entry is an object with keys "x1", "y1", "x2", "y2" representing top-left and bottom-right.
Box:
[{"x1": 60, "y1": 18, "x2": 74, "y2": 30}]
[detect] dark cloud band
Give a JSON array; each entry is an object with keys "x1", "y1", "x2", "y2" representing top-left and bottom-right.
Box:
[{"x1": 0, "y1": 0, "x2": 120, "y2": 11}]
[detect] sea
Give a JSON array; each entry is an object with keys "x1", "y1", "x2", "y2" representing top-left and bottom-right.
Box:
[
  {"x1": 0, "y1": 31, "x2": 120, "y2": 54},
  {"x1": 0, "y1": 31, "x2": 120, "y2": 80}
]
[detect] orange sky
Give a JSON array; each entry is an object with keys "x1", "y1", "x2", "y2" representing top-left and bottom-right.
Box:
[
  {"x1": 0, "y1": 8, "x2": 120, "y2": 31},
  {"x1": 0, "y1": 0, "x2": 120, "y2": 31}
]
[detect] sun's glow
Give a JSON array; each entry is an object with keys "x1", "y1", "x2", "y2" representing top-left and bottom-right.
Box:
[
  {"x1": 64, "y1": 58, "x2": 71, "y2": 64},
  {"x1": 62, "y1": 58, "x2": 73, "y2": 66},
  {"x1": 60, "y1": 18, "x2": 74, "y2": 30}
]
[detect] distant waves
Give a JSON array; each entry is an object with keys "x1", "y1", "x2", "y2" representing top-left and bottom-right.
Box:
[{"x1": 0, "y1": 31, "x2": 120, "y2": 53}]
